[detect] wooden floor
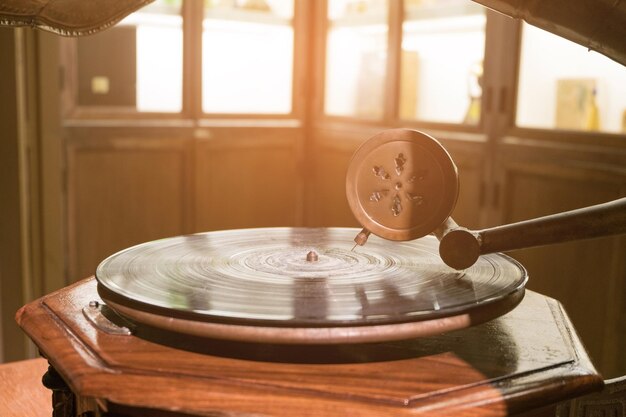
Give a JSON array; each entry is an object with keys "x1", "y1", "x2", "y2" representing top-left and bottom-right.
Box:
[{"x1": 0, "y1": 358, "x2": 50, "y2": 417}]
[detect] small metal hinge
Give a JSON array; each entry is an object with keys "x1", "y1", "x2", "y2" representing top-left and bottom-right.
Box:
[{"x1": 82, "y1": 301, "x2": 133, "y2": 335}]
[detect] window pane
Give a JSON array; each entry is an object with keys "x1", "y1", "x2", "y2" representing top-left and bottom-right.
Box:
[
  {"x1": 202, "y1": 1, "x2": 294, "y2": 114},
  {"x1": 517, "y1": 23, "x2": 626, "y2": 134},
  {"x1": 400, "y1": 0, "x2": 486, "y2": 124},
  {"x1": 76, "y1": 0, "x2": 183, "y2": 112},
  {"x1": 324, "y1": 0, "x2": 388, "y2": 119}
]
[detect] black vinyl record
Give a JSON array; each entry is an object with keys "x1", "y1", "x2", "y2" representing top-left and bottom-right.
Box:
[{"x1": 96, "y1": 228, "x2": 527, "y2": 331}]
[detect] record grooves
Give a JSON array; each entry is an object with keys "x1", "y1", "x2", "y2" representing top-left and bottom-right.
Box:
[{"x1": 96, "y1": 228, "x2": 527, "y2": 343}]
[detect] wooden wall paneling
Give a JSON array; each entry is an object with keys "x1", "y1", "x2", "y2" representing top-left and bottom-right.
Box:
[
  {"x1": 444, "y1": 143, "x2": 488, "y2": 231},
  {"x1": 58, "y1": 37, "x2": 77, "y2": 118},
  {"x1": 611, "y1": 230, "x2": 626, "y2": 377},
  {"x1": 0, "y1": 29, "x2": 29, "y2": 362},
  {"x1": 66, "y1": 136, "x2": 193, "y2": 281},
  {"x1": 496, "y1": 157, "x2": 626, "y2": 378},
  {"x1": 308, "y1": 126, "x2": 380, "y2": 227},
  {"x1": 38, "y1": 32, "x2": 66, "y2": 295},
  {"x1": 194, "y1": 128, "x2": 301, "y2": 232},
  {"x1": 310, "y1": 142, "x2": 358, "y2": 227}
]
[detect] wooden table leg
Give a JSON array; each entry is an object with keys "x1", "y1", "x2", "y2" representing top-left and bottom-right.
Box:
[{"x1": 42, "y1": 364, "x2": 75, "y2": 417}]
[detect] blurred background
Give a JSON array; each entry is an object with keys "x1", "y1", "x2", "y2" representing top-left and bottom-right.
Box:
[{"x1": 1, "y1": 0, "x2": 625, "y2": 378}]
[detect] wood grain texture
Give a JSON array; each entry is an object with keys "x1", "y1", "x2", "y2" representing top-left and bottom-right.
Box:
[
  {"x1": 559, "y1": 376, "x2": 626, "y2": 417},
  {"x1": 309, "y1": 138, "x2": 359, "y2": 227},
  {"x1": 66, "y1": 138, "x2": 192, "y2": 281},
  {"x1": 17, "y1": 278, "x2": 602, "y2": 417},
  {"x1": 0, "y1": 358, "x2": 51, "y2": 417},
  {"x1": 495, "y1": 155, "x2": 626, "y2": 378},
  {"x1": 448, "y1": 147, "x2": 485, "y2": 230},
  {"x1": 0, "y1": 30, "x2": 28, "y2": 363},
  {"x1": 194, "y1": 128, "x2": 300, "y2": 231}
]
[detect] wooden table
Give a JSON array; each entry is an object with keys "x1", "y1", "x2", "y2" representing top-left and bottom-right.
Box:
[
  {"x1": 0, "y1": 358, "x2": 51, "y2": 417},
  {"x1": 16, "y1": 278, "x2": 603, "y2": 417}
]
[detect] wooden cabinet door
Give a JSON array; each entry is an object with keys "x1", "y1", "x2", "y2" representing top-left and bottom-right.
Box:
[
  {"x1": 307, "y1": 128, "x2": 362, "y2": 227},
  {"x1": 494, "y1": 143, "x2": 626, "y2": 377},
  {"x1": 65, "y1": 126, "x2": 304, "y2": 283},
  {"x1": 67, "y1": 136, "x2": 193, "y2": 280},
  {"x1": 193, "y1": 127, "x2": 302, "y2": 231}
]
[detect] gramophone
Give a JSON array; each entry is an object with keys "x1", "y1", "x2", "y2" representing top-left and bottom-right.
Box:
[
  {"x1": 15, "y1": 127, "x2": 625, "y2": 417},
  {"x1": 7, "y1": 0, "x2": 626, "y2": 416},
  {"x1": 86, "y1": 128, "x2": 624, "y2": 346}
]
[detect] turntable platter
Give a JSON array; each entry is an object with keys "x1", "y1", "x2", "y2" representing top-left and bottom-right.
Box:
[{"x1": 96, "y1": 227, "x2": 527, "y2": 343}]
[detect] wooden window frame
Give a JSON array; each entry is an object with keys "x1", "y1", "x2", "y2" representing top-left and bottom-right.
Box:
[
  {"x1": 59, "y1": 0, "x2": 308, "y2": 124},
  {"x1": 313, "y1": 0, "x2": 492, "y2": 139}
]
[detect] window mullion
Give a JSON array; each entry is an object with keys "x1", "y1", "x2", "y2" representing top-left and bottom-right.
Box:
[
  {"x1": 385, "y1": 0, "x2": 403, "y2": 125},
  {"x1": 182, "y1": 0, "x2": 203, "y2": 121}
]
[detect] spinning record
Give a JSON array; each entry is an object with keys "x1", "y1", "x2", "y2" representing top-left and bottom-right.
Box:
[{"x1": 96, "y1": 227, "x2": 527, "y2": 344}]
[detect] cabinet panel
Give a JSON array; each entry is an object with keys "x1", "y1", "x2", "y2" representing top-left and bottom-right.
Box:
[
  {"x1": 499, "y1": 161, "x2": 626, "y2": 377},
  {"x1": 194, "y1": 132, "x2": 299, "y2": 231},
  {"x1": 68, "y1": 139, "x2": 190, "y2": 280},
  {"x1": 447, "y1": 148, "x2": 484, "y2": 230},
  {"x1": 309, "y1": 143, "x2": 359, "y2": 227}
]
